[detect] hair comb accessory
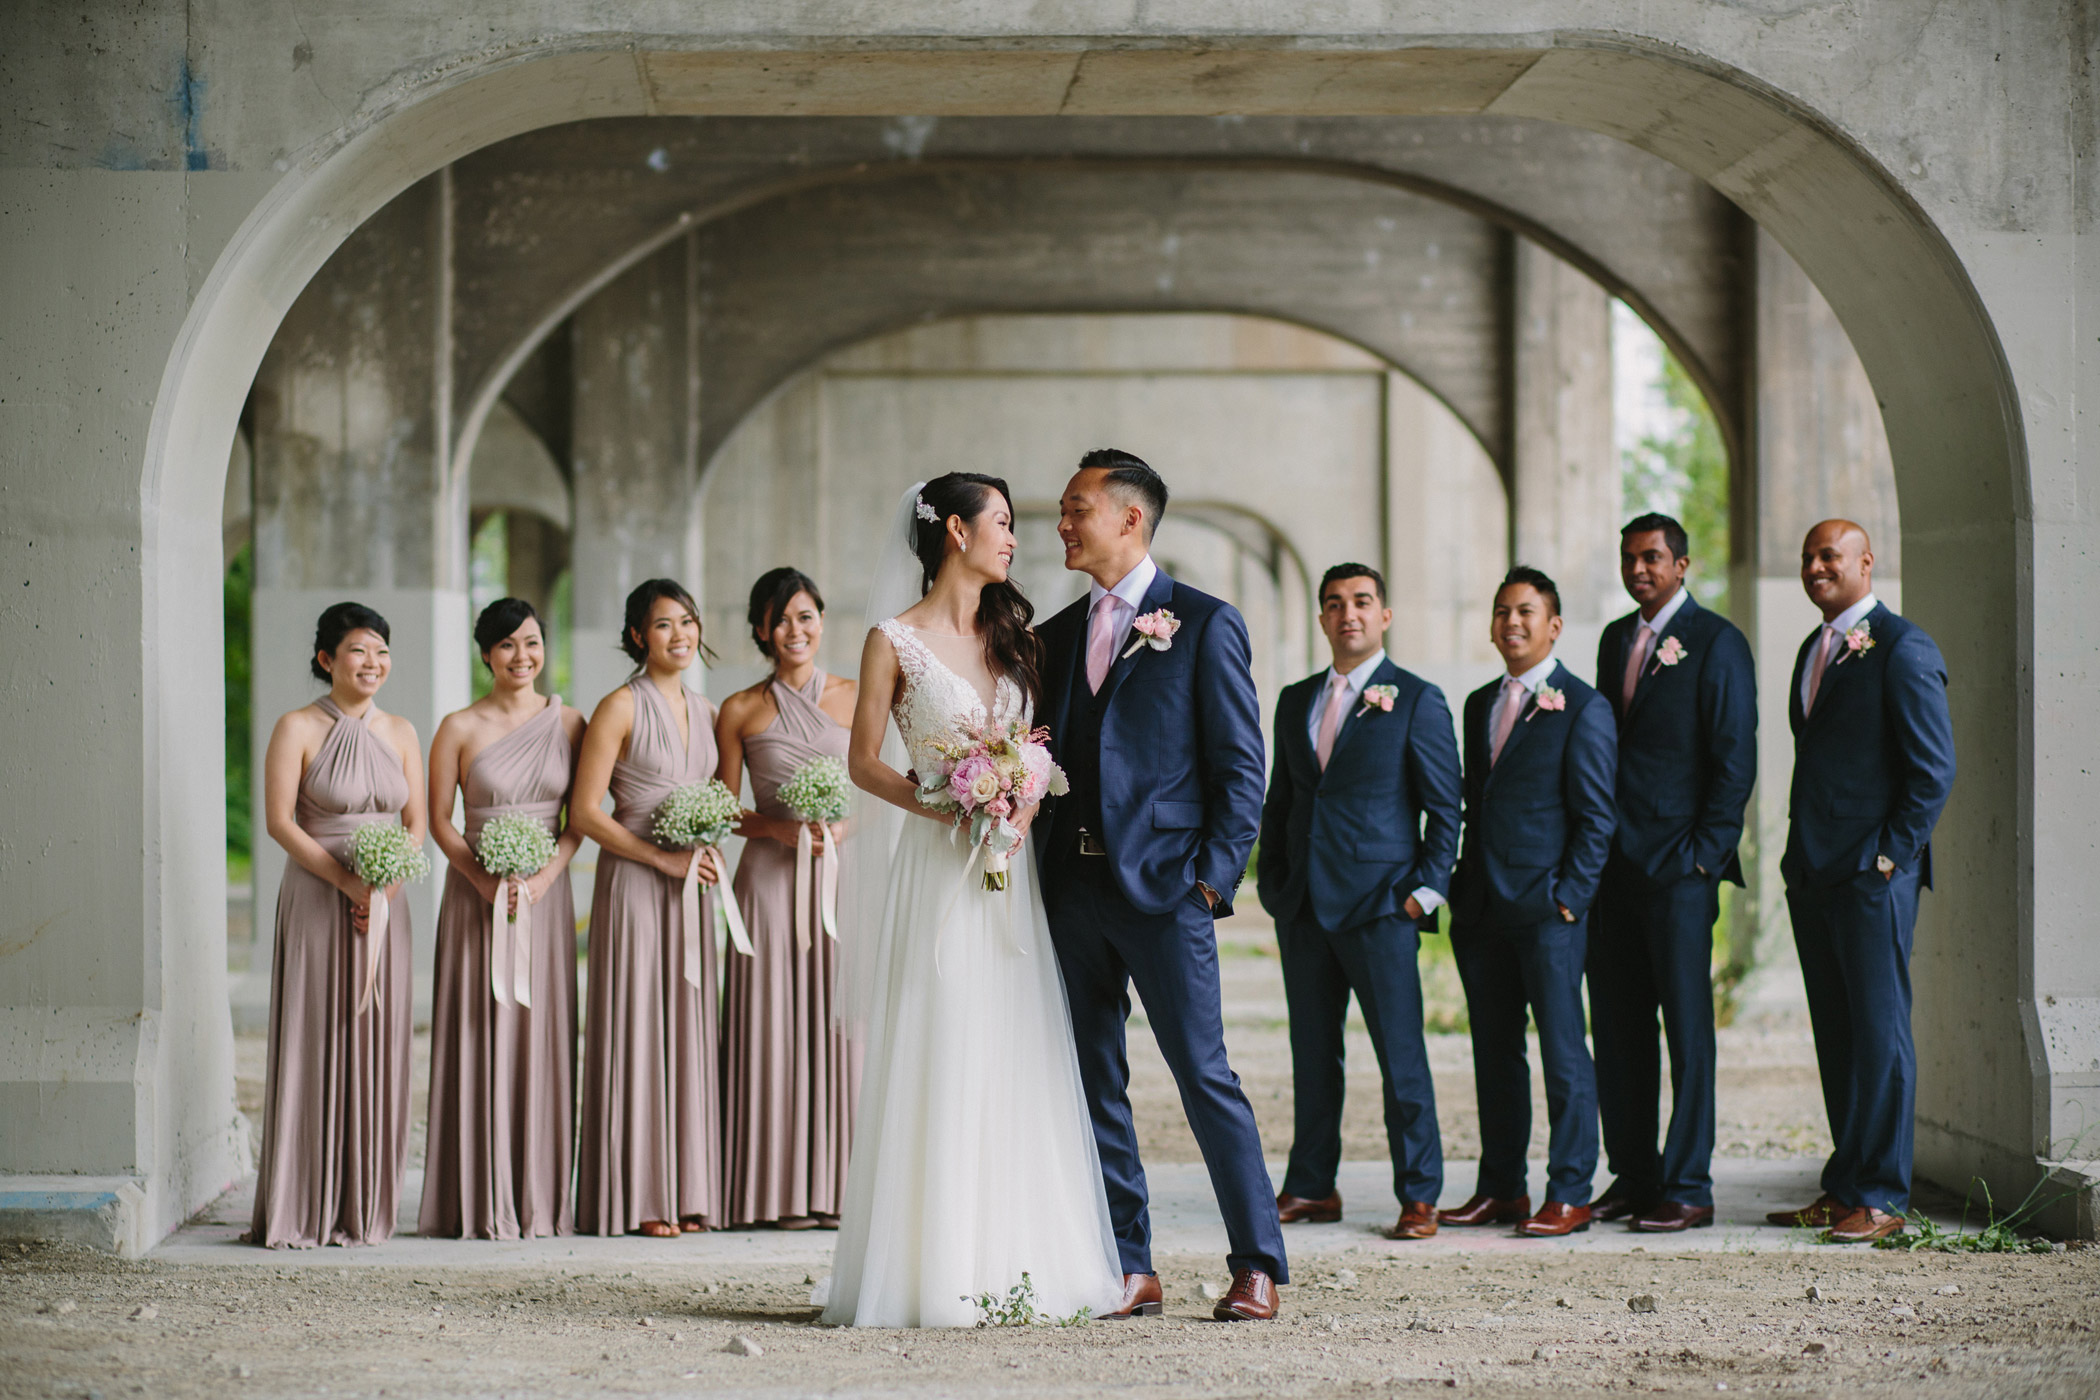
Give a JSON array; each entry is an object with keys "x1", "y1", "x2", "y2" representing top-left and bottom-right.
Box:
[{"x1": 915, "y1": 495, "x2": 939, "y2": 524}]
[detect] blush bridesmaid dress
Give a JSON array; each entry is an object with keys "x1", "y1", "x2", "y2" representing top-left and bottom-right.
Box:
[
  {"x1": 419, "y1": 695, "x2": 578, "y2": 1240},
  {"x1": 249, "y1": 696, "x2": 415, "y2": 1248},
  {"x1": 575, "y1": 677, "x2": 727, "y2": 1233}
]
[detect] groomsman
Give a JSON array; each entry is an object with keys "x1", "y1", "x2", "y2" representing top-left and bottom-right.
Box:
[
  {"x1": 1766, "y1": 520, "x2": 1954, "y2": 1243},
  {"x1": 1257, "y1": 564, "x2": 1462, "y2": 1242},
  {"x1": 1442, "y1": 567, "x2": 1617, "y2": 1237},
  {"x1": 1588, "y1": 514, "x2": 1757, "y2": 1232}
]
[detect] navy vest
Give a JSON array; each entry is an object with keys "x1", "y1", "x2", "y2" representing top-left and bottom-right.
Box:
[{"x1": 1061, "y1": 652, "x2": 1108, "y2": 838}]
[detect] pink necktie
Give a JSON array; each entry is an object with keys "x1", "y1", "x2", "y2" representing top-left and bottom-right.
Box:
[
  {"x1": 1086, "y1": 594, "x2": 1122, "y2": 694},
  {"x1": 1622, "y1": 626, "x2": 1655, "y2": 709},
  {"x1": 1314, "y1": 674, "x2": 1351, "y2": 770},
  {"x1": 1805, "y1": 624, "x2": 1838, "y2": 713},
  {"x1": 1489, "y1": 677, "x2": 1526, "y2": 766}
]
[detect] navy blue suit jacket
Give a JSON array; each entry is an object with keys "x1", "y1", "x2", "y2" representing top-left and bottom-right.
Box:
[
  {"x1": 1035, "y1": 569, "x2": 1267, "y2": 917},
  {"x1": 1453, "y1": 660, "x2": 1618, "y2": 929},
  {"x1": 1596, "y1": 595, "x2": 1757, "y2": 885},
  {"x1": 1256, "y1": 657, "x2": 1463, "y2": 934},
  {"x1": 1783, "y1": 602, "x2": 1955, "y2": 889}
]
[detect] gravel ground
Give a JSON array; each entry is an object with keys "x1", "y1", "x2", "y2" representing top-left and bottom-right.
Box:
[{"x1": 53, "y1": 911, "x2": 2080, "y2": 1399}]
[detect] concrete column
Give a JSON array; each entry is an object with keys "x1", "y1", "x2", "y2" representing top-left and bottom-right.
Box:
[
  {"x1": 1736, "y1": 230, "x2": 1901, "y2": 1009},
  {"x1": 1510, "y1": 239, "x2": 1619, "y2": 675},
  {"x1": 569, "y1": 236, "x2": 703, "y2": 710},
  {"x1": 241, "y1": 174, "x2": 467, "y2": 1027}
]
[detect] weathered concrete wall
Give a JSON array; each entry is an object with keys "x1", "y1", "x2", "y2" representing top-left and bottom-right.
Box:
[
  {"x1": 569, "y1": 238, "x2": 701, "y2": 711},
  {"x1": 3, "y1": 4, "x2": 2092, "y2": 1244}
]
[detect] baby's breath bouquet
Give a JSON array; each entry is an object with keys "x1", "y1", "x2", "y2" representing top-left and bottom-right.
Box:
[
  {"x1": 350, "y1": 820, "x2": 432, "y2": 889},
  {"x1": 651, "y1": 779, "x2": 741, "y2": 851},
  {"x1": 476, "y1": 812, "x2": 556, "y2": 880},
  {"x1": 652, "y1": 779, "x2": 751, "y2": 959},
  {"x1": 775, "y1": 755, "x2": 852, "y2": 826}
]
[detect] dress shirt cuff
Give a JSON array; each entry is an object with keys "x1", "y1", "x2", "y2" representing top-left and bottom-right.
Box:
[{"x1": 1409, "y1": 886, "x2": 1445, "y2": 915}]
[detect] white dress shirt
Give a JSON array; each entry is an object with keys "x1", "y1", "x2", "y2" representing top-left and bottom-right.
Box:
[
  {"x1": 1087, "y1": 554, "x2": 1159, "y2": 622},
  {"x1": 1307, "y1": 647, "x2": 1444, "y2": 917},
  {"x1": 1504, "y1": 652, "x2": 1561, "y2": 695},
  {"x1": 1799, "y1": 593, "x2": 1879, "y2": 712},
  {"x1": 1632, "y1": 584, "x2": 1692, "y2": 650}
]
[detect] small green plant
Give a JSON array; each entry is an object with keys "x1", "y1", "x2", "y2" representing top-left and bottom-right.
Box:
[
  {"x1": 1868, "y1": 1172, "x2": 2064, "y2": 1254},
  {"x1": 963, "y1": 1273, "x2": 1092, "y2": 1327}
]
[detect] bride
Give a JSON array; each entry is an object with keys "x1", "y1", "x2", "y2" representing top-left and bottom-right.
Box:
[{"x1": 823, "y1": 473, "x2": 1124, "y2": 1328}]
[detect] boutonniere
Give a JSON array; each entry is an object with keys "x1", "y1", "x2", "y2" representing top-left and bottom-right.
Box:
[
  {"x1": 1352, "y1": 684, "x2": 1402, "y2": 717},
  {"x1": 1525, "y1": 684, "x2": 1567, "y2": 721},
  {"x1": 1842, "y1": 620, "x2": 1874, "y2": 656},
  {"x1": 1655, "y1": 635, "x2": 1688, "y2": 668},
  {"x1": 1120, "y1": 608, "x2": 1180, "y2": 659}
]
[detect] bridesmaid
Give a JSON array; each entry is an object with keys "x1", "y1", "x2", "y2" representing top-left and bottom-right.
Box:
[
  {"x1": 250, "y1": 602, "x2": 427, "y2": 1248},
  {"x1": 716, "y1": 569, "x2": 862, "y2": 1230},
  {"x1": 419, "y1": 599, "x2": 587, "y2": 1240},
  {"x1": 571, "y1": 578, "x2": 728, "y2": 1237}
]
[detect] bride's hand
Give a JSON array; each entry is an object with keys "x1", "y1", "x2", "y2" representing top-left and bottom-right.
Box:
[{"x1": 1008, "y1": 801, "x2": 1042, "y2": 839}]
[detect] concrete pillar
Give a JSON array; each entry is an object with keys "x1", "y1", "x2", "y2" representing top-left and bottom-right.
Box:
[
  {"x1": 240, "y1": 174, "x2": 467, "y2": 1027},
  {"x1": 1736, "y1": 230, "x2": 1901, "y2": 1008},
  {"x1": 1510, "y1": 239, "x2": 1619, "y2": 674},
  {"x1": 570, "y1": 236, "x2": 703, "y2": 710}
]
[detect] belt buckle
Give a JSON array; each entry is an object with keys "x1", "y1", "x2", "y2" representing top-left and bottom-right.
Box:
[{"x1": 1077, "y1": 829, "x2": 1107, "y2": 857}]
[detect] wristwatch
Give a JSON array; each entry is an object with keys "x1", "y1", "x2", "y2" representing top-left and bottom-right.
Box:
[{"x1": 1875, "y1": 854, "x2": 1896, "y2": 876}]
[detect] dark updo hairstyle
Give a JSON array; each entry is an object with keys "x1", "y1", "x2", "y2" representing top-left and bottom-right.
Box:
[
  {"x1": 912, "y1": 472, "x2": 1044, "y2": 708},
  {"x1": 474, "y1": 597, "x2": 540, "y2": 665},
  {"x1": 747, "y1": 567, "x2": 825, "y2": 661},
  {"x1": 310, "y1": 602, "x2": 392, "y2": 683},
  {"x1": 618, "y1": 577, "x2": 715, "y2": 671}
]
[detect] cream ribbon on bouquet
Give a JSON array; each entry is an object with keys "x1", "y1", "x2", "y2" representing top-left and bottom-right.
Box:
[
  {"x1": 684, "y1": 846, "x2": 752, "y2": 981},
  {"x1": 792, "y1": 821, "x2": 842, "y2": 951},
  {"x1": 357, "y1": 888, "x2": 390, "y2": 1016},
  {"x1": 489, "y1": 877, "x2": 534, "y2": 1009}
]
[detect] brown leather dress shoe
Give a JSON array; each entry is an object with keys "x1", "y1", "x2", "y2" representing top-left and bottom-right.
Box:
[
  {"x1": 1514, "y1": 1201, "x2": 1592, "y2": 1237},
  {"x1": 1212, "y1": 1268, "x2": 1279, "y2": 1321},
  {"x1": 1766, "y1": 1194, "x2": 1843, "y2": 1227},
  {"x1": 1436, "y1": 1193, "x2": 1531, "y2": 1226},
  {"x1": 1631, "y1": 1201, "x2": 1714, "y2": 1232},
  {"x1": 1104, "y1": 1273, "x2": 1164, "y2": 1318},
  {"x1": 1824, "y1": 1206, "x2": 1905, "y2": 1243},
  {"x1": 1592, "y1": 1187, "x2": 1650, "y2": 1223},
  {"x1": 1384, "y1": 1201, "x2": 1438, "y2": 1240},
  {"x1": 1275, "y1": 1190, "x2": 1342, "y2": 1224}
]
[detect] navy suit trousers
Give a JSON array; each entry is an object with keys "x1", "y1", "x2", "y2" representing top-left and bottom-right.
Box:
[
  {"x1": 1277, "y1": 909, "x2": 1443, "y2": 1208},
  {"x1": 1787, "y1": 865, "x2": 1921, "y2": 1215},
  {"x1": 1452, "y1": 917, "x2": 1598, "y2": 1204},
  {"x1": 1588, "y1": 857, "x2": 1719, "y2": 1208},
  {"x1": 1045, "y1": 854, "x2": 1288, "y2": 1282}
]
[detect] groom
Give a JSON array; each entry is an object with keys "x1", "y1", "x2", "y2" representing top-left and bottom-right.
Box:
[{"x1": 1037, "y1": 448, "x2": 1287, "y2": 1322}]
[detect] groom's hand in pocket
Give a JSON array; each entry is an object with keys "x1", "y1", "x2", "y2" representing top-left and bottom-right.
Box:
[{"x1": 1198, "y1": 881, "x2": 1219, "y2": 910}]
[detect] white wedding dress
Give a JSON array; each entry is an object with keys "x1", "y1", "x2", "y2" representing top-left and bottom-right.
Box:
[{"x1": 820, "y1": 620, "x2": 1123, "y2": 1328}]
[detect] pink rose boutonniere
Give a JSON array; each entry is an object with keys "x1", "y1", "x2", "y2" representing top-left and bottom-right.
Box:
[
  {"x1": 1527, "y1": 684, "x2": 1567, "y2": 719},
  {"x1": 1844, "y1": 620, "x2": 1874, "y2": 655},
  {"x1": 1356, "y1": 683, "x2": 1399, "y2": 718},
  {"x1": 1656, "y1": 635, "x2": 1688, "y2": 667},
  {"x1": 1121, "y1": 608, "x2": 1180, "y2": 659}
]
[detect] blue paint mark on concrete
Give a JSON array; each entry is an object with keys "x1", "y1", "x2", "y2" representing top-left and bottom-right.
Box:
[
  {"x1": 0, "y1": 1191, "x2": 122, "y2": 1212},
  {"x1": 175, "y1": 56, "x2": 212, "y2": 171}
]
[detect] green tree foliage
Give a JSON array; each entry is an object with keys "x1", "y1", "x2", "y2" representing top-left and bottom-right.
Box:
[
  {"x1": 1622, "y1": 345, "x2": 1730, "y2": 616},
  {"x1": 224, "y1": 544, "x2": 252, "y2": 867}
]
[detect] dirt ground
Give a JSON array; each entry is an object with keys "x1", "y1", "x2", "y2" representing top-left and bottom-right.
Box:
[
  {"x1": 7, "y1": 1240, "x2": 2098, "y2": 1399},
  {"x1": 27, "y1": 915, "x2": 2085, "y2": 1399}
]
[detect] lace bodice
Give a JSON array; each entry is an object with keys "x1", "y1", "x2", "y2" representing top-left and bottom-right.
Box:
[{"x1": 876, "y1": 619, "x2": 1029, "y2": 773}]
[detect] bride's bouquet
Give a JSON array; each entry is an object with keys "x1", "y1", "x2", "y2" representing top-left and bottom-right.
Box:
[
  {"x1": 651, "y1": 779, "x2": 752, "y2": 960},
  {"x1": 915, "y1": 721, "x2": 1069, "y2": 891}
]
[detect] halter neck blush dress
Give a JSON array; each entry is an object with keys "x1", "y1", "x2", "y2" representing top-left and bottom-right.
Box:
[
  {"x1": 723, "y1": 670, "x2": 861, "y2": 1226},
  {"x1": 250, "y1": 696, "x2": 416, "y2": 1248},
  {"x1": 419, "y1": 695, "x2": 578, "y2": 1240},
  {"x1": 576, "y1": 676, "x2": 727, "y2": 1233}
]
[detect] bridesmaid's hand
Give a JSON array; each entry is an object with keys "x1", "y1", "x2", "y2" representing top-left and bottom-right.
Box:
[
  {"x1": 343, "y1": 879, "x2": 374, "y2": 932},
  {"x1": 694, "y1": 847, "x2": 726, "y2": 887},
  {"x1": 522, "y1": 866, "x2": 559, "y2": 908},
  {"x1": 802, "y1": 820, "x2": 828, "y2": 856},
  {"x1": 651, "y1": 846, "x2": 696, "y2": 881},
  {"x1": 469, "y1": 868, "x2": 503, "y2": 907}
]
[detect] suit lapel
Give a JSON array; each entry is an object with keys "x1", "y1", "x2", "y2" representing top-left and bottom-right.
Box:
[
  {"x1": 1095, "y1": 567, "x2": 1177, "y2": 711},
  {"x1": 1624, "y1": 594, "x2": 1699, "y2": 724},
  {"x1": 1604, "y1": 618, "x2": 1634, "y2": 722},
  {"x1": 1284, "y1": 674, "x2": 1323, "y2": 781},
  {"x1": 1039, "y1": 598, "x2": 1087, "y2": 744},
  {"x1": 1788, "y1": 629, "x2": 1815, "y2": 734},
  {"x1": 1808, "y1": 602, "x2": 1885, "y2": 717},
  {"x1": 1321, "y1": 656, "x2": 1399, "y2": 778}
]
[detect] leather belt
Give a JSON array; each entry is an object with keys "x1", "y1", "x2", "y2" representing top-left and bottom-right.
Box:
[{"x1": 1077, "y1": 828, "x2": 1108, "y2": 857}]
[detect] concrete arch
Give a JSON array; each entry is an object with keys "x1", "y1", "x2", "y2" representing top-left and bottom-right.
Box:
[{"x1": 127, "y1": 35, "x2": 2034, "y2": 1246}]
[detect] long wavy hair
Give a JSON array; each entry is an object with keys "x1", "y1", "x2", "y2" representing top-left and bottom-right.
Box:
[{"x1": 912, "y1": 472, "x2": 1044, "y2": 709}]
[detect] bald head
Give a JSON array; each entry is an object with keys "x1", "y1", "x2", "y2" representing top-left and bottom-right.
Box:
[{"x1": 1800, "y1": 519, "x2": 1876, "y2": 621}]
